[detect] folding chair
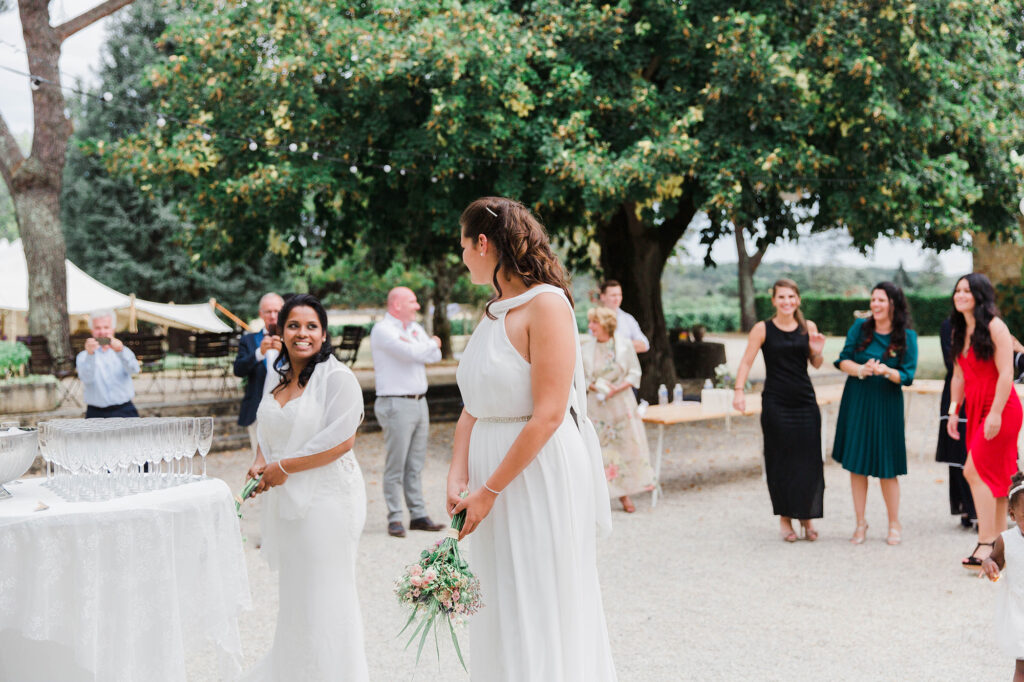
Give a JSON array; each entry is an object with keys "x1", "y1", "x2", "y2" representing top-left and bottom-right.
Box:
[{"x1": 333, "y1": 325, "x2": 367, "y2": 366}]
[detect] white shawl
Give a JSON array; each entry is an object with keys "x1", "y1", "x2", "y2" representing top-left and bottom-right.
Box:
[{"x1": 258, "y1": 354, "x2": 364, "y2": 520}]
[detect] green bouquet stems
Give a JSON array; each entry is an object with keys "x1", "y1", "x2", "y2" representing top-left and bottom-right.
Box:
[{"x1": 234, "y1": 475, "x2": 261, "y2": 517}]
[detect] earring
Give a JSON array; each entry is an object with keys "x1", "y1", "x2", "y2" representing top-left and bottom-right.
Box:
[{"x1": 479, "y1": 251, "x2": 484, "y2": 256}]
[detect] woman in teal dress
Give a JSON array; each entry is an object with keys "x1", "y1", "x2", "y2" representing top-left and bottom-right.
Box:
[{"x1": 832, "y1": 282, "x2": 918, "y2": 546}]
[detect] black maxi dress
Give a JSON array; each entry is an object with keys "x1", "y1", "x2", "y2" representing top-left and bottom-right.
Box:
[
  {"x1": 935, "y1": 317, "x2": 975, "y2": 522},
  {"x1": 760, "y1": 320, "x2": 824, "y2": 519}
]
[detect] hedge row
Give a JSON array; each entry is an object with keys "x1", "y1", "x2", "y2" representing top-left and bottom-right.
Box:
[
  {"x1": 327, "y1": 318, "x2": 479, "y2": 338},
  {"x1": 754, "y1": 295, "x2": 951, "y2": 335},
  {"x1": 996, "y1": 281, "x2": 1024, "y2": 339},
  {"x1": 332, "y1": 292, "x2": 986, "y2": 340}
]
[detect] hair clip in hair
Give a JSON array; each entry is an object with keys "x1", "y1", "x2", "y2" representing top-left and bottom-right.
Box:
[{"x1": 485, "y1": 206, "x2": 498, "y2": 217}]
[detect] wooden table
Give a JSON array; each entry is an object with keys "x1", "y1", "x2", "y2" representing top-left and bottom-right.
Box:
[
  {"x1": 641, "y1": 384, "x2": 845, "y2": 507},
  {"x1": 642, "y1": 380, "x2": 1024, "y2": 506}
]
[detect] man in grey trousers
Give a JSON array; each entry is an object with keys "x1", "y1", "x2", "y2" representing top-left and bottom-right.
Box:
[{"x1": 370, "y1": 287, "x2": 445, "y2": 537}]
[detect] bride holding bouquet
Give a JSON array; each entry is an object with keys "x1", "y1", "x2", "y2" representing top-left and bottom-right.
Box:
[
  {"x1": 448, "y1": 197, "x2": 617, "y2": 680},
  {"x1": 243, "y1": 294, "x2": 368, "y2": 681}
]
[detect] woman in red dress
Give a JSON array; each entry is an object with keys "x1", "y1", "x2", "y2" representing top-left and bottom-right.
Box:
[{"x1": 947, "y1": 273, "x2": 1023, "y2": 569}]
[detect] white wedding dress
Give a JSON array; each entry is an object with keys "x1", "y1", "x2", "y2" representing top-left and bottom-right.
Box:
[
  {"x1": 242, "y1": 356, "x2": 369, "y2": 682},
  {"x1": 456, "y1": 284, "x2": 617, "y2": 681}
]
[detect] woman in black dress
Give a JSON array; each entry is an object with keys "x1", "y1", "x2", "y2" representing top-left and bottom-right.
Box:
[
  {"x1": 936, "y1": 316, "x2": 975, "y2": 528},
  {"x1": 734, "y1": 279, "x2": 827, "y2": 541}
]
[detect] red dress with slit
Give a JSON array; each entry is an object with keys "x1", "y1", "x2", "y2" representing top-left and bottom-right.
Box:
[{"x1": 958, "y1": 347, "x2": 1022, "y2": 497}]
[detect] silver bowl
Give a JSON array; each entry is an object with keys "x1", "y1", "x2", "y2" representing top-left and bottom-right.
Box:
[{"x1": 0, "y1": 428, "x2": 38, "y2": 499}]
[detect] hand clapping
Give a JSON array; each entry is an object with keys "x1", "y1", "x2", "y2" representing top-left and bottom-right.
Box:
[{"x1": 808, "y1": 331, "x2": 826, "y2": 356}]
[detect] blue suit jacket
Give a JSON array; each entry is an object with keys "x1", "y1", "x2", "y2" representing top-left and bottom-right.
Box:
[{"x1": 233, "y1": 331, "x2": 268, "y2": 427}]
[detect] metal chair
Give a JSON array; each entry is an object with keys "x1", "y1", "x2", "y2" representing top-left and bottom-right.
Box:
[
  {"x1": 333, "y1": 325, "x2": 367, "y2": 366},
  {"x1": 121, "y1": 333, "x2": 168, "y2": 399},
  {"x1": 16, "y1": 335, "x2": 81, "y2": 408}
]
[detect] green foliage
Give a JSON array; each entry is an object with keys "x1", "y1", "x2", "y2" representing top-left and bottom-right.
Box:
[
  {"x1": 62, "y1": 0, "x2": 289, "y2": 317},
  {"x1": 755, "y1": 294, "x2": 950, "y2": 335},
  {"x1": 0, "y1": 183, "x2": 16, "y2": 243},
  {"x1": 101, "y1": 0, "x2": 1023, "y2": 359},
  {"x1": 696, "y1": 1, "x2": 1024, "y2": 260},
  {"x1": 294, "y1": 241, "x2": 489, "y2": 310},
  {"x1": 996, "y1": 281, "x2": 1024, "y2": 340},
  {"x1": 0, "y1": 341, "x2": 31, "y2": 378}
]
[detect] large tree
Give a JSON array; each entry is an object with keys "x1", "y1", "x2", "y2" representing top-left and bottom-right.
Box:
[
  {"x1": 0, "y1": 0, "x2": 136, "y2": 365},
  {"x1": 62, "y1": 0, "x2": 288, "y2": 312},
  {"x1": 690, "y1": 2, "x2": 1023, "y2": 330},
  {"x1": 106, "y1": 0, "x2": 1024, "y2": 396}
]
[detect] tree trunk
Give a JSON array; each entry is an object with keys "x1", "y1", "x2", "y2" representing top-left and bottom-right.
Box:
[
  {"x1": 430, "y1": 258, "x2": 457, "y2": 359},
  {"x1": 595, "y1": 200, "x2": 694, "y2": 402},
  {"x1": 735, "y1": 225, "x2": 767, "y2": 332},
  {"x1": 12, "y1": 186, "x2": 70, "y2": 364},
  {"x1": 0, "y1": 0, "x2": 138, "y2": 367},
  {"x1": 14, "y1": 0, "x2": 73, "y2": 366}
]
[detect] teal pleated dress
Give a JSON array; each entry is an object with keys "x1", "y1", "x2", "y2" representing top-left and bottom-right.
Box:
[{"x1": 831, "y1": 318, "x2": 918, "y2": 478}]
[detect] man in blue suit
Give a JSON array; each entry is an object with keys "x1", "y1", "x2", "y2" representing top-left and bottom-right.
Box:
[{"x1": 233, "y1": 293, "x2": 284, "y2": 457}]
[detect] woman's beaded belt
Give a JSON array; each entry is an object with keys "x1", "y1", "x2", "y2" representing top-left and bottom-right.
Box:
[{"x1": 477, "y1": 415, "x2": 532, "y2": 423}]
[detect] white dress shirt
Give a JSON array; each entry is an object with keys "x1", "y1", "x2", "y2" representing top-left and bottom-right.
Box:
[
  {"x1": 370, "y1": 313, "x2": 441, "y2": 395},
  {"x1": 76, "y1": 346, "x2": 140, "y2": 407},
  {"x1": 615, "y1": 309, "x2": 649, "y2": 352}
]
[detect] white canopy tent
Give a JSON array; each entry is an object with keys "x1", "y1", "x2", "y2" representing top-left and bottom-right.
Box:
[{"x1": 0, "y1": 239, "x2": 233, "y2": 337}]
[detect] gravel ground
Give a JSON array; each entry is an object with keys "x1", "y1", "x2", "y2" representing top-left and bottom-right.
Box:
[{"x1": 195, "y1": 391, "x2": 1009, "y2": 681}]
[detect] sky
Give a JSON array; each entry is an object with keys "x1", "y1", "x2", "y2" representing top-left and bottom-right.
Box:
[{"x1": 0, "y1": 2, "x2": 976, "y2": 275}]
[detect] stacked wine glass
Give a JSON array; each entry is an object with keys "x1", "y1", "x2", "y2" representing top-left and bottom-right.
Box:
[{"x1": 38, "y1": 417, "x2": 215, "y2": 502}]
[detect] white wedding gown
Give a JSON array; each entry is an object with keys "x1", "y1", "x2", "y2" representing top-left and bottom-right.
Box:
[
  {"x1": 456, "y1": 284, "x2": 617, "y2": 681},
  {"x1": 242, "y1": 357, "x2": 369, "y2": 682}
]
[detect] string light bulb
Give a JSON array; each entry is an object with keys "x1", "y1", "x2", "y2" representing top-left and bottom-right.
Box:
[
  {"x1": 156, "y1": 116, "x2": 167, "y2": 127},
  {"x1": 383, "y1": 164, "x2": 391, "y2": 173},
  {"x1": 102, "y1": 91, "x2": 113, "y2": 102},
  {"x1": 288, "y1": 142, "x2": 298, "y2": 152},
  {"x1": 349, "y1": 165, "x2": 358, "y2": 174},
  {"x1": 312, "y1": 152, "x2": 320, "y2": 160},
  {"x1": 29, "y1": 77, "x2": 41, "y2": 91},
  {"x1": 248, "y1": 139, "x2": 258, "y2": 151}
]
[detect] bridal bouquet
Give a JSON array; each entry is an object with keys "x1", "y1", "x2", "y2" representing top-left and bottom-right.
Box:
[
  {"x1": 395, "y1": 502, "x2": 482, "y2": 670},
  {"x1": 234, "y1": 475, "x2": 261, "y2": 517}
]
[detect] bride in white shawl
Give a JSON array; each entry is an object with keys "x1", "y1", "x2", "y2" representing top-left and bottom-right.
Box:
[{"x1": 243, "y1": 294, "x2": 368, "y2": 682}]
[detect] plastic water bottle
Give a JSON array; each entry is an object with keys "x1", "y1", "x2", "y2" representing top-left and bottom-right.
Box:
[
  {"x1": 636, "y1": 399, "x2": 649, "y2": 417},
  {"x1": 703, "y1": 378, "x2": 713, "y2": 390},
  {"x1": 672, "y1": 383, "x2": 684, "y2": 404},
  {"x1": 658, "y1": 384, "x2": 669, "y2": 405}
]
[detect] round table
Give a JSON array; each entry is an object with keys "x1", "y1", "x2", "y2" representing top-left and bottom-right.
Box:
[{"x1": 0, "y1": 477, "x2": 251, "y2": 682}]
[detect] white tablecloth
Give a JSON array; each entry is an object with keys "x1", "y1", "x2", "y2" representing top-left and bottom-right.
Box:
[{"x1": 0, "y1": 477, "x2": 251, "y2": 681}]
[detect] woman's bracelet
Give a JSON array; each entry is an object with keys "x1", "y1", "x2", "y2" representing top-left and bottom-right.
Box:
[
  {"x1": 483, "y1": 482, "x2": 501, "y2": 495},
  {"x1": 733, "y1": 386, "x2": 743, "y2": 392},
  {"x1": 277, "y1": 459, "x2": 292, "y2": 475},
  {"x1": 948, "y1": 402, "x2": 958, "y2": 416},
  {"x1": 856, "y1": 364, "x2": 865, "y2": 379}
]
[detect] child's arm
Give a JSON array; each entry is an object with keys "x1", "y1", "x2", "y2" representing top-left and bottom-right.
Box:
[{"x1": 983, "y1": 535, "x2": 1006, "y2": 581}]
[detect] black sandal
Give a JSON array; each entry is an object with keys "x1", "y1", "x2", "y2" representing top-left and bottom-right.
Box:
[{"x1": 962, "y1": 541, "x2": 995, "y2": 569}]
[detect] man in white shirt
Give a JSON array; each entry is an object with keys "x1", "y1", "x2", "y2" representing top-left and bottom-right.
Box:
[
  {"x1": 76, "y1": 310, "x2": 141, "y2": 418},
  {"x1": 599, "y1": 280, "x2": 650, "y2": 354},
  {"x1": 371, "y1": 287, "x2": 445, "y2": 537}
]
